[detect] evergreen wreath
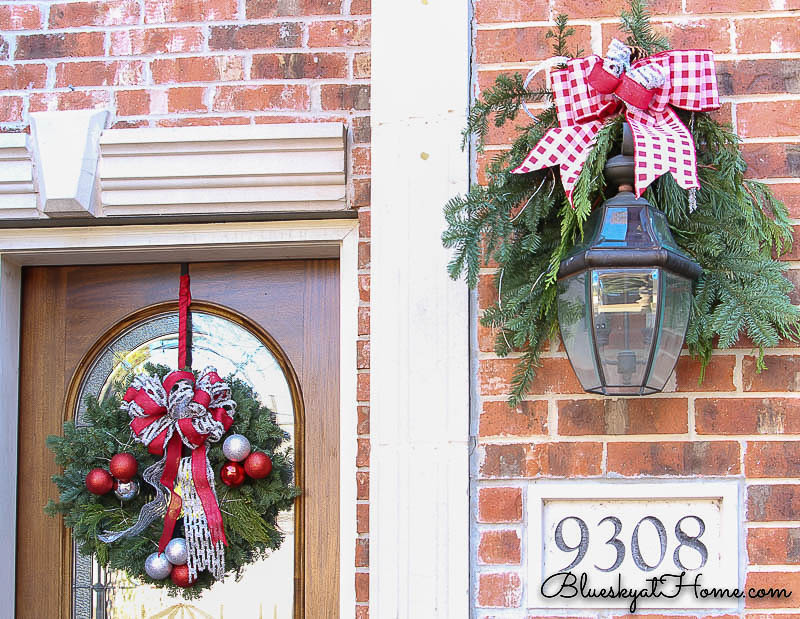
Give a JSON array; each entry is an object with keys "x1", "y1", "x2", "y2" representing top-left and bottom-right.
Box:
[
  {"x1": 443, "y1": 0, "x2": 800, "y2": 405},
  {"x1": 46, "y1": 363, "x2": 299, "y2": 598}
]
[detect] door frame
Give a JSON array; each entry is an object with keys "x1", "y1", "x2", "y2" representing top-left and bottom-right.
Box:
[{"x1": 0, "y1": 218, "x2": 359, "y2": 618}]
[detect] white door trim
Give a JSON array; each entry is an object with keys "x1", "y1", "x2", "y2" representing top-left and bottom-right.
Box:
[
  {"x1": 0, "y1": 218, "x2": 359, "y2": 619},
  {"x1": 371, "y1": 0, "x2": 471, "y2": 616}
]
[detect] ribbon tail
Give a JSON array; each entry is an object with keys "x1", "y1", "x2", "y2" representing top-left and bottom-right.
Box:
[
  {"x1": 512, "y1": 122, "x2": 604, "y2": 207},
  {"x1": 627, "y1": 106, "x2": 699, "y2": 198},
  {"x1": 192, "y1": 444, "x2": 227, "y2": 546},
  {"x1": 157, "y1": 432, "x2": 184, "y2": 552}
]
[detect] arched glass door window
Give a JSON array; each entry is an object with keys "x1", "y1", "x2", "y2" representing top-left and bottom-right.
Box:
[{"x1": 71, "y1": 308, "x2": 298, "y2": 619}]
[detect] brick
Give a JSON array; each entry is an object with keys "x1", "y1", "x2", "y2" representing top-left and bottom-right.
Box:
[
  {"x1": 353, "y1": 116, "x2": 370, "y2": 143},
  {"x1": 352, "y1": 147, "x2": 370, "y2": 175},
  {"x1": 246, "y1": 0, "x2": 341, "y2": 17},
  {"x1": 737, "y1": 18, "x2": 800, "y2": 54},
  {"x1": 478, "y1": 530, "x2": 521, "y2": 565},
  {"x1": 607, "y1": 441, "x2": 740, "y2": 476},
  {"x1": 15, "y1": 33, "x2": 104, "y2": 60},
  {"x1": 144, "y1": 0, "x2": 236, "y2": 23},
  {"x1": 709, "y1": 102, "x2": 732, "y2": 126},
  {"x1": 740, "y1": 102, "x2": 800, "y2": 139},
  {"x1": 152, "y1": 56, "x2": 244, "y2": 84},
  {"x1": 745, "y1": 355, "x2": 800, "y2": 392},
  {"x1": 308, "y1": 19, "x2": 370, "y2": 47},
  {"x1": 480, "y1": 358, "x2": 582, "y2": 396},
  {"x1": 355, "y1": 605, "x2": 368, "y2": 619},
  {"x1": 358, "y1": 305, "x2": 369, "y2": 335},
  {"x1": 115, "y1": 89, "x2": 151, "y2": 116},
  {"x1": 350, "y1": 0, "x2": 369, "y2": 13},
  {"x1": 558, "y1": 398, "x2": 687, "y2": 435},
  {"x1": 358, "y1": 273, "x2": 369, "y2": 302},
  {"x1": 55, "y1": 61, "x2": 145, "y2": 88},
  {"x1": 111, "y1": 120, "x2": 149, "y2": 129},
  {"x1": 675, "y1": 355, "x2": 735, "y2": 392},
  {"x1": 110, "y1": 27, "x2": 205, "y2": 56},
  {"x1": 688, "y1": 0, "x2": 800, "y2": 10},
  {"x1": 480, "y1": 442, "x2": 602, "y2": 478},
  {"x1": 554, "y1": 0, "x2": 679, "y2": 18},
  {"x1": 252, "y1": 52, "x2": 347, "y2": 79},
  {"x1": 603, "y1": 20, "x2": 730, "y2": 55},
  {"x1": 49, "y1": 0, "x2": 139, "y2": 28},
  {"x1": 478, "y1": 487, "x2": 522, "y2": 523},
  {"x1": 742, "y1": 143, "x2": 800, "y2": 179},
  {"x1": 477, "y1": 572, "x2": 522, "y2": 608},
  {"x1": 747, "y1": 441, "x2": 800, "y2": 477},
  {"x1": 0, "y1": 4, "x2": 42, "y2": 30},
  {"x1": 480, "y1": 400, "x2": 547, "y2": 437},
  {"x1": 355, "y1": 572, "x2": 369, "y2": 603},
  {"x1": 356, "y1": 437, "x2": 369, "y2": 467},
  {"x1": 697, "y1": 398, "x2": 800, "y2": 435},
  {"x1": 167, "y1": 87, "x2": 207, "y2": 113},
  {"x1": 353, "y1": 179, "x2": 370, "y2": 208},
  {"x1": 785, "y1": 226, "x2": 800, "y2": 261},
  {"x1": 0, "y1": 64, "x2": 46, "y2": 90},
  {"x1": 357, "y1": 239, "x2": 369, "y2": 269},
  {"x1": 209, "y1": 23, "x2": 301, "y2": 50},
  {"x1": 321, "y1": 84, "x2": 370, "y2": 111},
  {"x1": 357, "y1": 405, "x2": 369, "y2": 435},
  {"x1": 353, "y1": 52, "x2": 370, "y2": 79},
  {"x1": 474, "y1": 0, "x2": 547, "y2": 22},
  {"x1": 772, "y1": 184, "x2": 800, "y2": 219},
  {"x1": 478, "y1": 272, "x2": 498, "y2": 309},
  {"x1": 29, "y1": 90, "x2": 111, "y2": 112},
  {"x1": 356, "y1": 471, "x2": 368, "y2": 500},
  {"x1": 478, "y1": 323, "x2": 497, "y2": 353},
  {"x1": 357, "y1": 372, "x2": 369, "y2": 401},
  {"x1": 478, "y1": 26, "x2": 591, "y2": 64},
  {"x1": 356, "y1": 339, "x2": 369, "y2": 369},
  {"x1": 748, "y1": 528, "x2": 800, "y2": 565},
  {"x1": 0, "y1": 97, "x2": 23, "y2": 123},
  {"x1": 213, "y1": 84, "x2": 308, "y2": 111},
  {"x1": 356, "y1": 503, "x2": 368, "y2": 533},
  {"x1": 745, "y1": 572, "x2": 800, "y2": 608},
  {"x1": 156, "y1": 116, "x2": 251, "y2": 127},
  {"x1": 355, "y1": 538, "x2": 369, "y2": 567},
  {"x1": 748, "y1": 484, "x2": 800, "y2": 521},
  {"x1": 717, "y1": 60, "x2": 800, "y2": 97}
]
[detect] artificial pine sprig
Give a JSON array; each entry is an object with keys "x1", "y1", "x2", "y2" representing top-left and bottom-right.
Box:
[{"x1": 444, "y1": 0, "x2": 800, "y2": 404}]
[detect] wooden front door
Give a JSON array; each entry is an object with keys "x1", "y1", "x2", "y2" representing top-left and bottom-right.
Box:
[{"x1": 16, "y1": 260, "x2": 339, "y2": 618}]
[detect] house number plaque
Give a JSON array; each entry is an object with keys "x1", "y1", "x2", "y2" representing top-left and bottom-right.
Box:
[{"x1": 527, "y1": 481, "x2": 740, "y2": 610}]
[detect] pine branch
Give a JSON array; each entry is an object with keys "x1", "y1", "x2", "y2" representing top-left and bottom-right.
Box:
[{"x1": 619, "y1": 0, "x2": 670, "y2": 54}]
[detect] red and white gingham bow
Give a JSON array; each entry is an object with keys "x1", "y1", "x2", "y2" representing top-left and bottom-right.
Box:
[{"x1": 512, "y1": 46, "x2": 720, "y2": 205}]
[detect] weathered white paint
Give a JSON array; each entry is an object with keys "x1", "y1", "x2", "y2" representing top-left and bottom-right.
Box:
[
  {"x1": 0, "y1": 134, "x2": 37, "y2": 218},
  {"x1": 30, "y1": 109, "x2": 109, "y2": 217},
  {"x1": 528, "y1": 480, "x2": 740, "y2": 611},
  {"x1": 371, "y1": 0, "x2": 471, "y2": 616},
  {"x1": 0, "y1": 219, "x2": 359, "y2": 618}
]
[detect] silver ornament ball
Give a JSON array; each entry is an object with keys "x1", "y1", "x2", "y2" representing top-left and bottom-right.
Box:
[
  {"x1": 164, "y1": 537, "x2": 188, "y2": 565},
  {"x1": 114, "y1": 478, "x2": 140, "y2": 501},
  {"x1": 144, "y1": 552, "x2": 172, "y2": 580},
  {"x1": 223, "y1": 434, "x2": 251, "y2": 462}
]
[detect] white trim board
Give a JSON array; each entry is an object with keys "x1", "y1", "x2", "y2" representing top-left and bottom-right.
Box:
[
  {"x1": 0, "y1": 219, "x2": 359, "y2": 619},
  {"x1": 371, "y1": 0, "x2": 471, "y2": 616}
]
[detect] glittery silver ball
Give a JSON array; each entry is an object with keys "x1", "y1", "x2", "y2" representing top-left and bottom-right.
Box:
[
  {"x1": 223, "y1": 434, "x2": 251, "y2": 462},
  {"x1": 113, "y1": 479, "x2": 140, "y2": 501},
  {"x1": 144, "y1": 552, "x2": 172, "y2": 580},
  {"x1": 164, "y1": 537, "x2": 188, "y2": 565}
]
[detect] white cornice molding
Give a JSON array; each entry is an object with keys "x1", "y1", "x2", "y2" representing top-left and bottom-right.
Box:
[
  {"x1": 0, "y1": 134, "x2": 38, "y2": 219},
  {"x1": 98, "y1": 122, "x2": 347, "y2": 216}
]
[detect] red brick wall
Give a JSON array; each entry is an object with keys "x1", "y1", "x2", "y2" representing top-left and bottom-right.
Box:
[
  {"x1": 473, "y1": 0, "x2": 800, "y2": 615},
  {"x1": 0, "y1": 1, "x2": 370, "y2": 615}
]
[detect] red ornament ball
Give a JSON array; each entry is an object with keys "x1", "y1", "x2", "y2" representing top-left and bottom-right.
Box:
[
  {"x1": 170, "y1": 564, "x2": 195, "y2": 588},
  {"x1": 244, "y1": 452, "x2": 273, "y2": 479},
  {"x1": 220, "y1": 461, "x2": 245, "y2": 487},
  {"x1": 109, "y1": 452, "x2": 138, "y2": 483},
  {"x1": 85, "y1": 468, "x2": 114, "y2": 495}
]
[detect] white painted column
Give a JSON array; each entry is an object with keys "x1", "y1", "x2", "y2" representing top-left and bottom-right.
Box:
[{"x1": 371, "y1": 1, "x2": 470, "y2": 616}]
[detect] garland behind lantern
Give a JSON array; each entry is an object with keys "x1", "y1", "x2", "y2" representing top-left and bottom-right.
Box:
[
  {"x1": 443, "y1": 0, "x2": 800, "y2": 404},
  {"x1": 46, "y1": 270, "x2": 299, "y2": 597}
]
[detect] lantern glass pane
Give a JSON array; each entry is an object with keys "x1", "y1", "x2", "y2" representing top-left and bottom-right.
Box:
[
  {"x1": 557, "y1": 272, "x2": 601, "y2": 391},
  {"x1": 591, "y1": 268, "x2": 658, "y2": 392},
  {"x1": 646, "y1": 271, "x2": 693, "y2": 390}
]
